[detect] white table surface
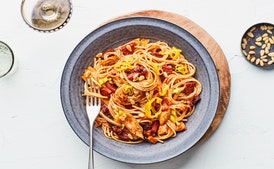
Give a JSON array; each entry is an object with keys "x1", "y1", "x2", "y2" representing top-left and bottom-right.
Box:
[{"x1": 1, "y1": 0, "x2": 274, "y2": 168}]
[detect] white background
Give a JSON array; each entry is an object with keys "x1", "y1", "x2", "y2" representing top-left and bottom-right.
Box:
[{"x1": 1, "y1": 0, "x2": 274, "y2": 168}]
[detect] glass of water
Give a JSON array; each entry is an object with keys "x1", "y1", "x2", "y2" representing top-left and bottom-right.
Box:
[{"x1": 0, "y1": 41, "x2": 14, "y2": 78}]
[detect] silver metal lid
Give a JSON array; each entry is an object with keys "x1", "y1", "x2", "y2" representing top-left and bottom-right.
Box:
[{"x1": 21, "y1": 0, "x2": 72, "y2": 32}]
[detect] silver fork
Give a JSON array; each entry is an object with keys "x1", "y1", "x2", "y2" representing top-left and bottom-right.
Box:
[{"x1": 86, "y1": 78, "x2": 101, "y2": 169}]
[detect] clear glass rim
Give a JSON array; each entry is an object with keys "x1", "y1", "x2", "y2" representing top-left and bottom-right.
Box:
[{"x1": 0, "y1": 41, "x2": 14, "y2": 78}]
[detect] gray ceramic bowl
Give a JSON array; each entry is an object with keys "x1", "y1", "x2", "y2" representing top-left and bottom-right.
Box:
[{"x1": 60, "y1": 17, "x2": 220, "y2": 164}]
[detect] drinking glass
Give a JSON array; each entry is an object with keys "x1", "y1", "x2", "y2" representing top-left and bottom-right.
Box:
[
  {"x1": 21, "y1": 0, "x2": 72, "y2": 32},
  {"x1": 0, "y1": 41, "x2": 14, "y2": 78}
]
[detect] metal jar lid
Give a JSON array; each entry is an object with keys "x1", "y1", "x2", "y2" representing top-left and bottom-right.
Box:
[{"x1": 21, "y1": 0, "x2": 72, "y2": 32}]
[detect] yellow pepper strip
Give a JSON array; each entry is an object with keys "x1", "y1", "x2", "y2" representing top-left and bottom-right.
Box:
[
  {"x1": 114, "y1": 60, "x2": 134, "y2": 72},
  {"x1": 160, "y1": 83, "x2": 169, "y2": 96},
  {"x1": 145, "y1": 97, "x2": 162, "y2": 119},
  {"x1": 122, "y1": 84, "x2": 134, "y2": 95},
  {"x1": 98, "y1": 77, "x2": 109, "y2": 85},
  {"x1": 175, "y1": 64, "x2": 189, "y2": 75},
  {"x1": 170, "y1": 109, "x2": 178, "y2": 123},
  {"x1": 115, "y1": 111, "x2": 126, "y2": 123},
  {"x1": 139, "y1": 38, "x2": 150, "y2": 46},
  {"x1": 172, "y1": 87, "x2": 184, "y2": 94},
  {"x1": 169, "y1": 47, "x2": 182, "y2": 60},
  {"x1": 150, "y1": 60, "x2": 161, "y2": 75}
]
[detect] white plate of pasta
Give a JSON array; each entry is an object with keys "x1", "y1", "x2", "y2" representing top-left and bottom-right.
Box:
[{"x1": 60, "y1": 17, "x2": 220, "y2": 164}]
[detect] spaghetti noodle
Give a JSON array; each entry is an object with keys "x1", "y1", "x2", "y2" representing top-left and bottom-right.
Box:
[{"x1": 82, "y1": 38, "x2": 202, "y2": 144}]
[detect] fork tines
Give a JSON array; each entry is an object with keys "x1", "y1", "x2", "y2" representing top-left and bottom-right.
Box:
[{"x1": 86, "y1": 78, "x2": 100, "y2": 106}]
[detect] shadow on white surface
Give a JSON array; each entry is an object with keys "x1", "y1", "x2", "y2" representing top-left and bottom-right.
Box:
[{"x1": 116, "y1": 141, "x2": 205, "y2": 169}]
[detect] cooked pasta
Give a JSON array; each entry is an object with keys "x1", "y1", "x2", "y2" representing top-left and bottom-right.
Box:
[{"x1": 82, "y1": 38, "x2": 202, "y2": 144}]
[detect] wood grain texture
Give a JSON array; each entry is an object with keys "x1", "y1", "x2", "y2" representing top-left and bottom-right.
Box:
[{"x1": 110, "y1": 10, "x2": 231, "y2": 142}]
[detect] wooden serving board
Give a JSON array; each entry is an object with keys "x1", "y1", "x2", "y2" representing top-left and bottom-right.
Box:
[{"x1": 110, "y1": 10, "x2": 231, "y2": 142}]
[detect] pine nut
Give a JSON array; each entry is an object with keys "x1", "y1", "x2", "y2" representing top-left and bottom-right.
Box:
[
  {"x1": 247, "y1": 55, "x2": 251, "y2": 60},
  {"x1": 248, "y1": 32, "x2": 254, "y2": 38},
  {"x1": 242, "y1": 50, "x2": 248, "y2": 56},
  {"x1": 126, "y1": 44, "x2": 132, "y2": 52},
  {"x1": 268, "y1": 60, "x2": 274, "y2": 65},
  {"x1": 267, "y1": 30, "x2": 273, "y2": 34},
  {"x1": 269, "y1": 38, "x2": 274, "y2": 44},
  {"x1": 268, "y1": 52, "x2": 274, "y2": 57},
  {"x1": 242, "y1": 43, "x2": 246, "y2": 50},
  {"x1": 262, "y1": 33, "x2": 268, "y2": 37},
  {"x1": 249, "y1": 51, "x2": 256, "y2": 54},
  {"x1": 262, "y1": 58, "x2": 268, "y2": 62},
  {"x1": 250, "y1": 26, "x2": 256, "y2": 32},
  {"x1": 256, "y1": 36, "x2": 262, "y2": 41},
  {"x1": 255, "y1": 42, "x2": 262, "y2": 46},
  {"x1": 255, "y1": 58, "x2": 260, "y2": 65},
  {"x1": 250, "y1": 46, "x2": 256, "y2": 50},
  {"x1": 267, "y1": 43, "x2": 271, "y2": 50},
  {"x1": 260, "y1": 25, "x2": 267, "y2": 30},
  {"x1": 265, "y1": 47, "x2": 269, "y2": 54},
  {"x1": 263, "y1": 36, "x2": 269, "y2": 41},
  {"x1": 260, "y1": 50, "x2": 265, "y2": 56},
  {"x1": 260, "y1": 55, "x2": 267, "y2": 59},
  {"x1": 260, "y1": 60, "x2": 264, "y2": 66}
]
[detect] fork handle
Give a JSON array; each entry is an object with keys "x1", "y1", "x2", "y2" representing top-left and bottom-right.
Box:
[{"x1": 88, "y1": 123, "x2": 94, "y2": 169}]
